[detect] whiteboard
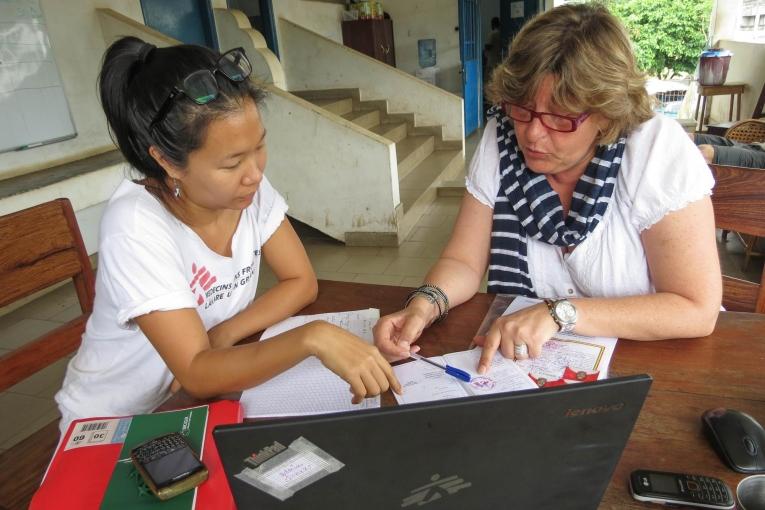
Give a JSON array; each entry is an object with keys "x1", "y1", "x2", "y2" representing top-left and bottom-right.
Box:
[{"x1": 0, "y1": 0, "x2": 76, "y2": 153}]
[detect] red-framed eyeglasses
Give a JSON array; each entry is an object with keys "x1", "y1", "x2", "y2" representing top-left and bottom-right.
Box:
[{"x1": 503, "y1": 103, "x2": 591, "y2": 133}]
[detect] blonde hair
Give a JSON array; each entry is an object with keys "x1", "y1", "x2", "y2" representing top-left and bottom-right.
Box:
[{"x1": 485, "y1": 3, "x2": 654, "y2": 145}]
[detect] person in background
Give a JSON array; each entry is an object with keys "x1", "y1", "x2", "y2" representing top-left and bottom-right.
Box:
[
  {"x1": 484, "y1": 17, "x2": 502, "y2": 75},
  {"x1": 694, "y1": 132, "x2": 765, "y2": 168},
  {"x1": 374, "y1": 4, "x2": 721, "y2": 374},
  {"x1": 483, "y1": 16, "x2": 502, "y2": 119},
  {"x1": 55, "y1": 37, "x2": 400, "y2": 434}
]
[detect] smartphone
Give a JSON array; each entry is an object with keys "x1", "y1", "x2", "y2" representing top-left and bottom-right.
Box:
[
  {"x1": 130, "y1": 432, "x2": 209, "y2": 500},
  {"x1": 629, "y1": 469, "x2": 735, "y2": 509}
]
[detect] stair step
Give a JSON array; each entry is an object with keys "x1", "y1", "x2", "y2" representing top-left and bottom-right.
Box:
[
  {"x1": 370, "y1": 121, "x2": 407, "y2": 143},
  {"x1": 396, "y1": 135, "x2": 434, "y2": 179},
  {"x1": 312, "y1": 97, "x2": 353, "y2": 116},
  {"x1": 292, "y1": 88, "x2": 360, "y2": 101},
  {"x1": 437, "y1": 180, "x2": 466, "y2": 197},
  {"x1": 342, "y1": 109, "x2": 380, "y2": 129},
  {"x1": 398, "y1": 149, "x2": 464, "y2": 242}
]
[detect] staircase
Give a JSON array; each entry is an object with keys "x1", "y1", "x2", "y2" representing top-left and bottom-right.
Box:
[{"x1": 293, "y1": 88, "x2": 464, "y2": 245}]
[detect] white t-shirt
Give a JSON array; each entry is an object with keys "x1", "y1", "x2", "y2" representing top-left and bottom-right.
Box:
[
  {"x1": 466, "y1": 114, "x2": 714, "y2": 299},
  {"x1": 55, "y1": 176, "x2": 287, "y2": 432}
]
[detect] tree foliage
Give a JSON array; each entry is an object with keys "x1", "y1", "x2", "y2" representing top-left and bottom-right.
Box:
[{"x1": 601, "y1": 0, "x2": 712, "y2": 79}]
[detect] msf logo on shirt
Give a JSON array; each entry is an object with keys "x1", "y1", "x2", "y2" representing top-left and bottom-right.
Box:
[
  {"x1": 190, "y1": 263, "x2": 217, "y2": 306},
  {"x1": 401, "y1": 473, "x2": 472, "y2": 507}
]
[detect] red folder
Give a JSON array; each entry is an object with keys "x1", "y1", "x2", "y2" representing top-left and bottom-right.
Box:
[{"x1": 30, "y1": 400, "x2": 242, "y2": 510}]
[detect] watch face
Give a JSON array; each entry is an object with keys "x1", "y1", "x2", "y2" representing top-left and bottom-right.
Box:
[{"x1": 555, "y1": 301, "x2": 577, "y2": 323}]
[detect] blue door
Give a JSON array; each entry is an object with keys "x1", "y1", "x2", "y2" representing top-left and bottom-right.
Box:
[
  {"x1": 459, "y1": 0, "x2": 482, "y2": 136},
  {"x1": 141, "y1": 0, "x2": 218, "y2": 49}
]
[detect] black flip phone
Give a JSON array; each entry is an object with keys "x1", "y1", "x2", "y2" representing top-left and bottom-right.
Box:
[
  {"x1": 130, "y1": 432, "x2": 208, "y2": 500},
  {"x1": 629, "y1": 469, "x2": 735, "y2": 509}
]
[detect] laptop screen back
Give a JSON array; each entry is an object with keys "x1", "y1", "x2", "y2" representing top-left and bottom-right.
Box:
[{"x1": 214, "y1": 374, "x2": 651, "y2": 510}]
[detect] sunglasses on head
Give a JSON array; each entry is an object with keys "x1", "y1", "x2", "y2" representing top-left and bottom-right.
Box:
[{"x1": 150, "y1": 47, "x2": 252, "y2": 128}]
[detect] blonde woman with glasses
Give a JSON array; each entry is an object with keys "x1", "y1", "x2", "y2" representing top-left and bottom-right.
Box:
[{"x1": 374, "y1": 4, "x2": 721, "y2": 373}]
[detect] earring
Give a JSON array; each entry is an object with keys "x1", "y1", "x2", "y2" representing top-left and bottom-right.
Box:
[{"x1": 173, "y1": 179, "x2": 181, "y2": 199}]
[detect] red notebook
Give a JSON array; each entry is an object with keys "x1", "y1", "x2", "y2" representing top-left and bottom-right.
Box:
[{"x1": 30, "y1": 400, "x2": 242, "y2": 510}]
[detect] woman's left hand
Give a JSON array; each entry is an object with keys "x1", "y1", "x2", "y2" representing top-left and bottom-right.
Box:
[{"x1": 475, "y1": 303, "x2": 559, "y2": 374}]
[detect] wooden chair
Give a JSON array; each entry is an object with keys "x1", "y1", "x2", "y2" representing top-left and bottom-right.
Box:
[
  {"x1": 720, "y1": 119, "x2": 765, "y2": 267},
  {"x1": 709, "y1": 164, "x2": 765, "y2": 313},
  {"x1": 0, "y1": 198, "x2": 95, "y2": 392}
]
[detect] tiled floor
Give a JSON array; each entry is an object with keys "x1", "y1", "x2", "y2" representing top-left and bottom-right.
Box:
[{"x1": 1, "y1": 129, "x2": 763, "y2": 454}]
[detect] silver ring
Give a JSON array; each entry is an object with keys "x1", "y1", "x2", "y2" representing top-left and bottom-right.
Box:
[{"x1": 514, "y1": 343, "x2": 528, "y2": 358}]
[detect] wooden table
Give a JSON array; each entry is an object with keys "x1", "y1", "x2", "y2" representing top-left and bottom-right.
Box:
[
  {"x1": 695, "y1": 82, "x2": 746, "y2": 132},
  {"x1": 2, "y1": 280, "x2": 764, "y2": 509}
]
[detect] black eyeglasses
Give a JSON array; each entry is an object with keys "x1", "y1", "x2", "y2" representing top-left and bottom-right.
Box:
[
  {"x1": 503, "y1": 103, "x2": 591, "y2": 133},
  {"x1": 150, "y1": 47, "x2": 252, "y2": 128}
]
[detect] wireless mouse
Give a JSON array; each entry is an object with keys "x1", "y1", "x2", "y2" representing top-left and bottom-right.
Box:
[{"x1": 702, "y1": 408, "x2": 765, "y2": 474}]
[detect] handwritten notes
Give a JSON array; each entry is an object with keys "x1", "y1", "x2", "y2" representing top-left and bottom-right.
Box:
[{"x1": 239, "y1": 309, "x2": 381, "y2": 417}]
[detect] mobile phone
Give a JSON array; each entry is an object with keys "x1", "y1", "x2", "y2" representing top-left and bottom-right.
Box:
[
  {"x1": 629, "y1": 469, "x2": 735, "y2": 509},
  {"x1": 130, "y1": 432, "x2": 209, "y2": 500}
]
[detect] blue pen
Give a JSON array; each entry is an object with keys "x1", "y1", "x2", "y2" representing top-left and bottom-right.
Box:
[{"x1": 409, "y1": 352, "x2": 472, "y2": 382}]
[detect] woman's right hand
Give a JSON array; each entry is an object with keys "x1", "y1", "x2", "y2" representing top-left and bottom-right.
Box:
[
  {"x1": 307, "y1": 321, "x2": 403, "y2": 404},
  {"x1": 373, "y1": 297, "x2": 436, "y2": 360}
]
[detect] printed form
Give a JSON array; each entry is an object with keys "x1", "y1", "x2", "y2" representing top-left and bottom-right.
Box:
[
  {"x1": 240, "y1": 309, "x2": 381, "y2": 417},
  {"x1": 393, "y1": 296, "x2": 617, "y2": 405},
  {"x1": 394, "y1": 348, "x2": 536, "y2": 405},
  {"x1": 504, "y1": 296, "x2": 617, "y2": 382}
]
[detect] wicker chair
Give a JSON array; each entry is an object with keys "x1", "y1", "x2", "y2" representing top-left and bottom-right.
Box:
[{"x1": 724, "y1": 118, "x2": 765, "y2": 144}]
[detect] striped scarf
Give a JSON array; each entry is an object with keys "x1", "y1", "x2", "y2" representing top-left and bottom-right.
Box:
[{"x1": 487, "y1": 106, "x2": 626, "y2": 296}]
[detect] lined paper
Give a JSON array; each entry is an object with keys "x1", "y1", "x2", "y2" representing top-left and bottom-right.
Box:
[{"x1": 240, "y1": 309, "x2": 381, "y2": 417}]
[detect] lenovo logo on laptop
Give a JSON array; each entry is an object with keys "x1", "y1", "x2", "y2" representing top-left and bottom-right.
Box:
[
  {"x1": 565, "y1": 402, "x2": 625, "y2": 417},
  {"x1": 401, "y1": 473, "x2": 472, "y2": 507}
]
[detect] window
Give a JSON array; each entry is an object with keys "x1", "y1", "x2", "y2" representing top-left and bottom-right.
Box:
[{"x1": 740, "y1": 15, "x2": 756, "y2": 30}]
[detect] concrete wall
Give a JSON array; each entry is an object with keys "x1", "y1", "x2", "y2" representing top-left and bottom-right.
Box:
[
  {"x1": 272, "y1": 0, "x2": 345, "y2": 44},
  {"x1": 708, "y1": 39, "x2": 765, "y2": 122},
  {"x1": 0, "y1": 0, "x2": 145, "y2": 182},
  {"x1": 213, "y1": 8, "x2": 286, "y2": 88},
  {"x1": 260, "y1": 85, "x2": 399, "y2": 241},
  {"x1": 280, "y1": 19, "x2": 464, "y2": 142},
  {"x1": 384, "y1": 1, "x2": 462, "y2": 95}
]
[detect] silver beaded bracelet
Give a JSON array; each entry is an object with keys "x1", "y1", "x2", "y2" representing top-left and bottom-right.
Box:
[{"x1": 405, "y1": 284, "x2": 449, "y2": 323}]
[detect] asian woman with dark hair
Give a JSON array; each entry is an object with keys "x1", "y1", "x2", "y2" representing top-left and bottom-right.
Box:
[{"x1": 55, "y1": 37, "x2": 400, "y2": 433}]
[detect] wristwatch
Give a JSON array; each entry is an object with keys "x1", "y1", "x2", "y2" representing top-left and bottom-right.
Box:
[{"x1": 544, "y1": 299, "x2": 577, "y2": 333}]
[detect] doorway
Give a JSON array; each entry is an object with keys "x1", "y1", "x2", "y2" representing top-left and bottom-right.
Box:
[
  {"x1": 459, "y1": 0, "x2": 483, "y2": 136},
  {"x1": 226, "y1": 0, "x2": 279, "y2": 57},
  {"x1": 140, "y1": 0, "x2": 218, "y2": 48}
]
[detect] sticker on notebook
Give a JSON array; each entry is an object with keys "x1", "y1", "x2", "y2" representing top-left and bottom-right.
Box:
[
  {"x1": 235, "y1": 436, "x2": 344, "y2": 501},
  {"x1": 528, "y1": 374, "x2": 567, "y2": 388},
  {"x1": 562, "y1": 367, "x2": 599, "y2": 383},
  {"x1": 64, "y1": 417, "x2": 132, "y2": 451}
]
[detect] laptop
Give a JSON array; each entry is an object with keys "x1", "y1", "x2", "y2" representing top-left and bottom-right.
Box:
[{"x1": 213, "y1": 374, "x2": 651, "y2": 510}]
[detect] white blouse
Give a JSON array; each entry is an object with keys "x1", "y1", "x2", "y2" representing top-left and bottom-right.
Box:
[{"x1": 466, "y1": 114, "x2": 714, "y2": 299}]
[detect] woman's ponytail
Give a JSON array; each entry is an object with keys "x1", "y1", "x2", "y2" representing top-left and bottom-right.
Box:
[{"x1": 98, "y1": 36, "x2": 164, "y2": 180}]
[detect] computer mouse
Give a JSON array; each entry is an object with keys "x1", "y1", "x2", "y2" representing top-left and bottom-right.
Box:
[{"x1": 702, "y1": 408, "x2": 765, "y2": 474}]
